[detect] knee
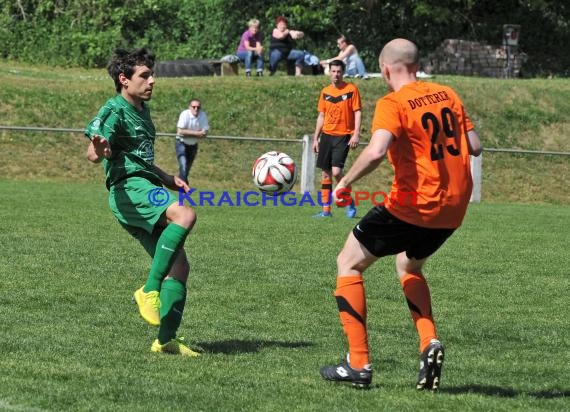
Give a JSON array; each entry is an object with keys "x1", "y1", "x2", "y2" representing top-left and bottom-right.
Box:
[
  {"x1": 336, "y1": 233, "x2": 376, "y2": 275},
  {"x1": 331, "y1": 169, "x2": 343, "y2": 181},
  {"x1": 336, "y1": 252, "x2": 365, "y2": 275},
  {"x1": 395, "y1": 253, "x2": 424, "y2": 278},
  {"x1": 336, "y1": 249, "x2": 354, "y2": 274},
  {"x1": 170, "y1": 205, "x2": 197, "y2": 230},
  {"x1": 336, "y1": 251, "x2": 347, "y2": 271}
]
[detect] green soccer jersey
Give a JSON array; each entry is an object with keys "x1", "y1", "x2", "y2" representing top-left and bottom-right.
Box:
[{"x1": 85, "y1": 95, "x2": 161, "y2": 189}]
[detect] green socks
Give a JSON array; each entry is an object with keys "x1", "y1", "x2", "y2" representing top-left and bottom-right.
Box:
[
  {"x1": 144, "y1": 223, "x2": 189, "y2": 293},
  {"x1": 158, "y1": 278, "x2": 187, "y2": 344},
  {"x1": 142, "y1": 223, "x2": 190, "y2": 343}
]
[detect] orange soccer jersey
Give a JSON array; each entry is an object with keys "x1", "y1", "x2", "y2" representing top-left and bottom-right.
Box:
[
  {"x1": 318, "y1": 82, "x2": 362, "y2": 136},
  {"x1": 372, "y1": 81, "x2": 475, "y2": 229}
]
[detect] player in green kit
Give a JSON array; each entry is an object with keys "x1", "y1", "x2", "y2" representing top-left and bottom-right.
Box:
[{"x1": 85, "y1": 48, "x2": 199, "y2": 356}]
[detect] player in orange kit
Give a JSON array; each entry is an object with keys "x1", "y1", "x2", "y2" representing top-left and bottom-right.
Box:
[
  {"x1": 312, "y1": 59, "x2": 361, "y2": 218},
  {"x1": 319, "y1": 38, "x2": 482, "y2": 390}
]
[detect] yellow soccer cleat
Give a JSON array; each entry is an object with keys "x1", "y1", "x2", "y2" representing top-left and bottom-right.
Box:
[
  {"x1": 133, "y1": 286, "x2": 160, "y2": 326},
  {"x1": 151, "y1": 337, "x2": 201, "y2": 357}
]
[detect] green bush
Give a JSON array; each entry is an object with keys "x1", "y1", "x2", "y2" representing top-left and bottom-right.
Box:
[{"x1": 1, "y1": 0, "x2": 569, "y2": 76}]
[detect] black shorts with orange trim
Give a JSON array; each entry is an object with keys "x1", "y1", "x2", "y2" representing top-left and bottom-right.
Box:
[
  {"x1": 316, "y1": 133, "x2": 351, "y2": 170},
  {"x1": 353, "y1": 206, "x2": 455, "y2": 259}
]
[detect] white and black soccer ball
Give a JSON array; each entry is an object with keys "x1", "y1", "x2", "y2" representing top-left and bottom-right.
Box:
[{"x1": 252, "y1": 151, "x2": 297, "y2": 194}]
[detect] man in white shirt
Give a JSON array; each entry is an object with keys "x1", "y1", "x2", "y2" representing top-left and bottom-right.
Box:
[{"x1": 175, "y1": 98, "x2": 209, "y2": 183}]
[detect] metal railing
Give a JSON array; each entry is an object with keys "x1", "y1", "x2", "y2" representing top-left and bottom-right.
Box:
[
  {"x1": 2, "y1": 125, "x2": 568, "y2": 155},
  {"x1": 1, "y1": 125, "x2": 568, "y2": 203}
]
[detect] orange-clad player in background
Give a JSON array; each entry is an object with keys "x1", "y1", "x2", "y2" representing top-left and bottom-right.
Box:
[
  {"x1": 319, "y1": 38, "x2": 482, "y2": 390},
  {"x1": 312, "y1": 59, "x2": 361, "y2": 218}
]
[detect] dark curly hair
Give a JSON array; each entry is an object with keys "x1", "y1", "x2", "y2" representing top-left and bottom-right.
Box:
[{"x1": 106, "y1": 48, "x2": 155, "y2": 93}]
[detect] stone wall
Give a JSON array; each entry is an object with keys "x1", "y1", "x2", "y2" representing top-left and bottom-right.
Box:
[{"x1": 421, "y1": 39, "x2": 527, "y2": 78}]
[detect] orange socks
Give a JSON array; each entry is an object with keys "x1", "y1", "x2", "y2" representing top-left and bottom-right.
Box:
[
  {"x1": 321, "y1": 177, "x2": 332, "y2": 214},
  {"x1": 335, "y1": 273, "x2": 436, "y2": 365},
  {"x1": 400, "y1": 273, "x2": 437, "y2": 352},
  {"x1": 334, "y1": 275, "x2": 369, "y2": 369}
]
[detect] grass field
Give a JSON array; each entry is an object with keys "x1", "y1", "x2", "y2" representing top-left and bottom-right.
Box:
[
  {"x1": 0, "y1": 181, "x2": 568, "y2": 411},
  {"x1": 0, "y1": 60, "x2": 568, "y2": 411}
]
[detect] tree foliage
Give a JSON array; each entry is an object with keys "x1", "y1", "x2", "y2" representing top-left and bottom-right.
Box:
[{"x1": 1, "y1": 0, "x2": 568, "y2": 76}]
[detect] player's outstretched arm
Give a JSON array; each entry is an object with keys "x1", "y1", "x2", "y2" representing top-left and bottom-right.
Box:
[
  {"x1": 87, "y1": 135, "x2": 111, "y2": 163},
  {"x1": 337, "y1": 129, "x2": 393, "y2": 189}
]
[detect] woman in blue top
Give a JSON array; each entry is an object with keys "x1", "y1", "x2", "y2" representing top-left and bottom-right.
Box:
[{"x1": 320, "y1": 35, "x2": 368, "y2": 79}]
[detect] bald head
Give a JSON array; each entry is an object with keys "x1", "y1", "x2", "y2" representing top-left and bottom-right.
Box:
[{"x1": 379, "y1": 38, "x2": 419, "y2": 68}]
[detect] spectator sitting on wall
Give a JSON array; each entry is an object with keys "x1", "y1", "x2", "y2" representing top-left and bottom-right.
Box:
[
  {"x1": 236, "y1": 18, "x2": 264, "y2": 77},
  {"x1": 320, "y1": 35, "x2": 368, "y2": 79},
  {"x1": 269, "y1": 16, "x2": 307, "y2": 77}
]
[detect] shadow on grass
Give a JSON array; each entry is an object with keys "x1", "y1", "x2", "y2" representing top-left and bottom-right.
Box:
[
  {"x1": 441, "y1": 385, "x2": 570, "y2": 399},
  {"x1": 197, "y1": 339, "x2": 313, "y2": 354}
]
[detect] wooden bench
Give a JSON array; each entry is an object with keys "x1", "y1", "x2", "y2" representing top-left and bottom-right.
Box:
[{"x1": 211, "y1": 60, "x2": 239, "y2": 76}]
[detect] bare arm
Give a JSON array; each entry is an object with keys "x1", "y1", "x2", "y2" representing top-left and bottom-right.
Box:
[
  {"x1": 177, "y1": 127, "x2": 208, "y2": 139},
  {"x1": 289, "y1": 30, "x2": 304, "y2": 40},
  {"x1": 348, "y1": 109, "x2": 362, "y2": 149},
  {"x1": 312, "y1": 112, "x2": 325, "y2": 153},
  {"x1": 337, "y1": 129, "x2": 393, "y2": 190},
  {"x1": 321, "y1": 45, "x2": 356, "y2": 65},
  {"x1": 467, "y1": 129, "x2": 482, "y2": 156},
  {"x1": 246, "y1": 41, "x2": 264, "y2": 54},
  {"x1": 86, "y1": 135, "x2": 111, "y2": 163},
  {"x1": 337, "y1": 45, "x2": 356, "y2": 61}
]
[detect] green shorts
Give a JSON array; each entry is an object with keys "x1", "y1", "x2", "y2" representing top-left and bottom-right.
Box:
[{"x1": 109, "y1": 176, "x2": 178, "y2": 256}]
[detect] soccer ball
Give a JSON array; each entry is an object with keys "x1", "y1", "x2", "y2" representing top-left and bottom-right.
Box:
[{"x1": 252, "y1": 151, "x2": 297, "y2": 194}]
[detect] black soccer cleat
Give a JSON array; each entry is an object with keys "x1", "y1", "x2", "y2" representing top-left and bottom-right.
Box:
[
  {"x1": 416, "y1": 340, "x2": 445, "y2": 391},
  {"x1": 320, "y1": 356, "x2": 372, "y2": 389}
]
